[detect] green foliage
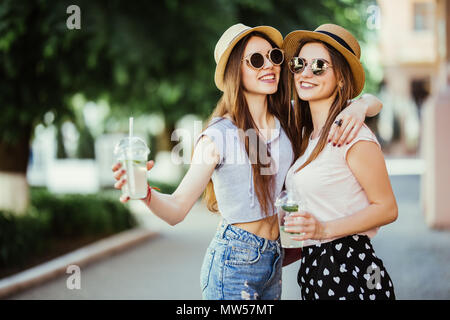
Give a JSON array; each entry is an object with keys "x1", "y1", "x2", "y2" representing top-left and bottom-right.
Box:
[
  {"x1": 0, "y1": 188, "x2": 137, "y2": 270},
  {"x1": 149, "y1": 180, "x2": 179, "y2": 195},
  {"x1": 30, "y1": 188, "x2": 136, "y2": 237},
  {"x1": 0, "y1": 207, "x2": 51, "y2": 267},
  {"x1": 0, "y1": 0, "x2": 375, "y2": 146}
]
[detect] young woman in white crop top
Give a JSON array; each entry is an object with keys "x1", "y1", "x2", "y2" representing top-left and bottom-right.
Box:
[
  {"x1": 282, "y1": 24, "x2": 397, "y2": 300},
  {"x1": 111, "y1": 23, "x2": 384, "y2": 300}
]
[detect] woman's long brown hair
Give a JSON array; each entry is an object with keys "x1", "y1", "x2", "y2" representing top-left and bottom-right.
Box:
[
  {"x1": 203, "y1": 31, "x2": 299, "y2": 216},
  {"x1": 289, "y1": 39, "x2": 356, "y2": 173}
]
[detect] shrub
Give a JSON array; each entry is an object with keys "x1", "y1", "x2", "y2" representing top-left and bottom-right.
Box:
[
  {"x1": 0, "y1": 189, "x2": 137, "y2": 272},
  {"x1": 0, "y1": 207, "x2": 51, "y2": 269}
]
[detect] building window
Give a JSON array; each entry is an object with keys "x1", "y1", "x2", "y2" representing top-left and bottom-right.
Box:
[{"x1": 413, "y1": 2, "x2": 434, "y2": 31}]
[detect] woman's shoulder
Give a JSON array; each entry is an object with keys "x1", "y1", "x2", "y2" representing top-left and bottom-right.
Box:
[
  {"x1": 342, "y1": 124, "x2": 380, "y2": 159},
  {"x1": 198, "y1": 116, "x2": 236, "y2": 149},
  {"x1": 207, "y1": 115, "x2": 235, "y2": 130},
  {"x1": 355, "y1": 124, "x2": 379, "y2": 143}
]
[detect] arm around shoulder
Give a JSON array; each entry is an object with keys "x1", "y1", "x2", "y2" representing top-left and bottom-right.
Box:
[{"x1": 360, "y1": 93, "x2": 383, "y2": 117}]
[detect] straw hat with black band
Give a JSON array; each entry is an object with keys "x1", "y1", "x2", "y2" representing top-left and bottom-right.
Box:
[
  {"x1": 214, "y1": 23, "x2": 283, "y2": 92},
  {"x1": 282, "y1": 24, "x2": 365, "y2": 98}
]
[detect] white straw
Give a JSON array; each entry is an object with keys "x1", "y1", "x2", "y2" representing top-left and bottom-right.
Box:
[
  {"x1": 129, "y1": 117, "x2": 134, "y2": 139},
  {"x1": 127, "y1": 116, "x2": 135, "y2": 195}
]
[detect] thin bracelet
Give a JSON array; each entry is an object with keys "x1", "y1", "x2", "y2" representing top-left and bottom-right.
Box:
[{"x1": 143, "y1": 184, "x2": 160, "y2": 207}]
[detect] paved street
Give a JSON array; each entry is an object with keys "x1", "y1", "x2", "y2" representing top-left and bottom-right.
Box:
[{"x1": 9, "y1": 175, "x2": 450, "y2": 300}]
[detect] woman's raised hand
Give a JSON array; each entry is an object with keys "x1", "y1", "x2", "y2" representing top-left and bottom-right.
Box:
[{"x1": 327, "y1": 99, "x2": 367, "y2": 147}]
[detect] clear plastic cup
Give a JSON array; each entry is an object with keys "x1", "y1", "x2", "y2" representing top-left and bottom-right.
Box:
[
  {"x1": 113, "y1": 136, "x2": 150, "y2": 199},
  {"x1": 275, "y1": 190, "x2": 305, "y2": 248}
]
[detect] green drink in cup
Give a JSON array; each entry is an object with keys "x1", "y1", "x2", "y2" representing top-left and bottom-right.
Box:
[{"x1": 275, "y1": 191, "x2": 305, "y2": 248}]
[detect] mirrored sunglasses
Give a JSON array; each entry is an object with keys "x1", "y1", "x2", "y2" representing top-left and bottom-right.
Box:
[{"x1": 288, "y1": 57, "x2": 333, "y2": 75}]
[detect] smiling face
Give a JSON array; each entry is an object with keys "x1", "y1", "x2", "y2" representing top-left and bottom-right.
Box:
[
  {"x1": 294, "y1": 42, "x2": 338, "y2": 102},
  {"x1": 240, "y1": 36, "x2": 280, "y2": 96}
]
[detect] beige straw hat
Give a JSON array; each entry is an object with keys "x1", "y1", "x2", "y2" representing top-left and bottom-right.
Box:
[
  {"x1": 214, "y1": 23, "x2": 283, "y2": 91},
  {"x1": 282, "y1": 24, "x2": 365, "y2": 98}
]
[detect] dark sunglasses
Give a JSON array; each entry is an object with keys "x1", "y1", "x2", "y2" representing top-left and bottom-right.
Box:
[
  {"x1": 242, "y1": 48, "x2": 285, "y2": 70},
  {"x1": 288, "y1": 57, "x2": 333, "y2": 75}
]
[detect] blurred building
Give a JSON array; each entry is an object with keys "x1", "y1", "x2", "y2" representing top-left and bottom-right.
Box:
[
  {"x1": 377, "y1": 0, "x2": 439, "y2": 154},
  {"x1": 422, "y1": 0, "x2": 450, "y2": 229},
  {"x1": 378, "y1": 0, "x2": 450, "y2": 228}
]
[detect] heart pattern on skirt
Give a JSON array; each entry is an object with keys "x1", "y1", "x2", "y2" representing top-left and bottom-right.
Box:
[{"x1": 297, "y1": 235, "x2": 395, "y2": 301}]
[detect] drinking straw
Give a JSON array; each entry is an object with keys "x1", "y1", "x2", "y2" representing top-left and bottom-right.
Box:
[
  {"x1": 129, "y1": 117, "x2": 134, "y2": 139},
  {"x1": 127, "y1": 116, "x2": 135, "y2": 195}
]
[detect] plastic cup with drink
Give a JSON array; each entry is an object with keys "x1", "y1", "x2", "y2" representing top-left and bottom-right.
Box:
[
  {"x1": 113, "y1": 117, "x2": 150, "y2": 200},
  {"x1": 274, "y1": 190, "x2": 306, "y2": 248}
]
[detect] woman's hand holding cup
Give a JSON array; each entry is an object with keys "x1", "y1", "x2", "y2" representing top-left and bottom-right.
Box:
[
  {"x1": 285, "y1": 211, "x2": 326, "y2": 241},
  {"x1": 112, "y1": 160, "x2": 155, "y2": 203}
]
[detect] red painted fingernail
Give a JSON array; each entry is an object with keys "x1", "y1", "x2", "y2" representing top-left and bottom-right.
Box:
[
  {"x1": 337, "y1": 144, "x2": 341, "y2": 147},
  {"x1": 333, "y1": 143, "x2": 336, "y2": 147},
  {"x1": 328, "y1": 139, "x2": 331, "y2": 143}
]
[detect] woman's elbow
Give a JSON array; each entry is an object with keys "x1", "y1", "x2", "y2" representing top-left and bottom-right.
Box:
[
  {"x1": 167, "y1": 219, "x2": 178, "y2": 227},
  {"x1": 165, "y1": 194, "x2": 189, "y2": 226},
  {"x1": 388, "y1": 200, "x2": 398, "y2": 223},
  {"x1": 167, "y1": 208, "x2": 188, "y2": 226},
  {"x1": 168, "y1": 215, "x2": 185, "y2": 226}
]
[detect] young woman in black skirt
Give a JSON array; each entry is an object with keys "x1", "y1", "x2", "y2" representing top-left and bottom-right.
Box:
[{"x1": 281, "y1": 24, "x2": 397, "y2": 300}]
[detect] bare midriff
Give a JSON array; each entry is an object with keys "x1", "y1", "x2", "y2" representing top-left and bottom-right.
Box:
[{"x1": 232, "y1": 215, "x2": 279, "y2": 241}]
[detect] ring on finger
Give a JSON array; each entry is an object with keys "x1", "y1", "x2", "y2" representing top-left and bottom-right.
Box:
[{"x1": 334, "y1": 119, "x2": 343, "y2": 127}]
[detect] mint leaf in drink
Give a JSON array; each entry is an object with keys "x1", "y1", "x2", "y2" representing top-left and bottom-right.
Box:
[
  {"x1": 282, "y1": 204, "x2": 298, "y2": 212},
  {"x1": 123, "y1": 160, "x2": 144, "y2": 165}
]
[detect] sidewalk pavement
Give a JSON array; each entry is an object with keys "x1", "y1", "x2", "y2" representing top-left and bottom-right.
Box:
[{"x1": 7, "y1": 175, "x2": 450, "y2": 300}]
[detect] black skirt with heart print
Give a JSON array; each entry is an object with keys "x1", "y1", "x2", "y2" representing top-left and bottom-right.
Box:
[{"x1": 297, "y1": 235, "x2": 396, "y2": 300}]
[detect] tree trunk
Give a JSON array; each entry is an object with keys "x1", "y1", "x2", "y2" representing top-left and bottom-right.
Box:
[
  {"x1": 0, "y1": 129, "x2": 32, "y2": 214},
  {"x1": 156, "y1": 123, "x2": 177, "y2": 152},
  {"x1": 0, "y1": 172, "x2": 29, "y2": 215}
]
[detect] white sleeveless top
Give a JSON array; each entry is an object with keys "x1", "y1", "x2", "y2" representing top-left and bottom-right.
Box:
[
  {"x1": 285, "y1": 124, "x2": 381, "y2": 247},
  {"x1": 197, "y1": 116, "x2": 294, "y2": 224}
]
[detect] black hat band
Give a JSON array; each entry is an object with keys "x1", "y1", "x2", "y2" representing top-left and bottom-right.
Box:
[{"x1": 316, "y1": 30, "x2": 356, "y2": 56}]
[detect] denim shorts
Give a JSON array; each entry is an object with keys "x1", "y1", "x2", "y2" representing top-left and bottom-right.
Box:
[{"x1": 200, "y1": 222, "x2": 283, "y2": 300}]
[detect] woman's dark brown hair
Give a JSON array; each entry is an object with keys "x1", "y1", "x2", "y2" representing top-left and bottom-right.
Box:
[
  {"x1": 202, "y1": 31, "x2": 299, "y2": 216},
  {"x1": 288, "y1": 38, "x2": 356, "y2": 172}
]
